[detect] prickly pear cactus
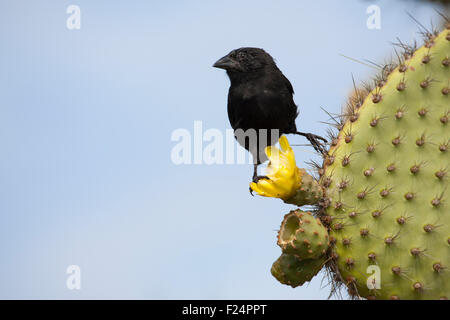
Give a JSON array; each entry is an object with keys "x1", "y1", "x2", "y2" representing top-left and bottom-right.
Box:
[
  {"x1": 271, "y1": 253, "x2": 325, "y2": 288},
  {"x1": 278, "y1": 210, "x2": 329, "y2": 259},
  {"x1": 271, "y1": 210, "x2": 329, "y2": 287},
  {"x1": 251, "y1": 26, "x2": 449, "y2": 299},
  {"x1": 321, "y1": 27, "x2": 449, "y2": 300}
]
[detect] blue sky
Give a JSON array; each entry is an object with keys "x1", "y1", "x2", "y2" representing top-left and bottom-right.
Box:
[{"x1": 0, "y1": 0, "x2": 444, "y2": 299}]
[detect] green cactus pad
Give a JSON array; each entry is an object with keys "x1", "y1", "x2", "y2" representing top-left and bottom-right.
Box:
[
  {"x1": 271, "y1": 253, "x2": 325, "y2": 288},
  {"x1": 322, "y1": 29, "x2": 449, "y2": 299},
  {"x1": 277, "y1": 210, "x2": 329, "y2": 259}
]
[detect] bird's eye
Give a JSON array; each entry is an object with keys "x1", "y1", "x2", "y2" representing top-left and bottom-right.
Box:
[{"x1": 237, "y1": 52, "x2": 247, "y2": 60}]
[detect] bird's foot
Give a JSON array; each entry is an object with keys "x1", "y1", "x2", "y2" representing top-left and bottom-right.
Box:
[
  {"x1": 253, "y1": 175, "x2": 270, "y2": 183},
  {"x1": 299, "y1": 132, "x2": 328, "y2": 155},
  {"x1": 249, "y1": 175, "x2": 270, "y2": 196}
]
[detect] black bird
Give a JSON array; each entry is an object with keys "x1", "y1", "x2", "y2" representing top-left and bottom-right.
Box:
[{"x1": 213, "y1": 47, "x2": 326, "y2": 185}]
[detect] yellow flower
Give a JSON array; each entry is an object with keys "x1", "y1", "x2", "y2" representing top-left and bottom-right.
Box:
[{"x1": 250, "y1": 136, "x2": 303, "y2": 200}]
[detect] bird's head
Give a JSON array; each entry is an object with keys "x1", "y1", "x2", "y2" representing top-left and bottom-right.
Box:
[{"x1": 213, "y1": 47, "x2": 276, "y2": 74}]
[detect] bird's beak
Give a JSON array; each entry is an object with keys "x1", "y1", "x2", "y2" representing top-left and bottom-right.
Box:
[{"x1": 213, "y1": 55, "x2": 238, "y2": 70}]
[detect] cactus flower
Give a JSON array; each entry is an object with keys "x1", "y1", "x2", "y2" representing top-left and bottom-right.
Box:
[{"x1": 250, "y1": 136, "x2": 303, "y2": 200}]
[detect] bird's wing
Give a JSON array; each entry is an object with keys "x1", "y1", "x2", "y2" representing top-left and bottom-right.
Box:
[
  {"x1": 227, "y1": 76, "x2": 298, "y2": 131},
  {"x1": 279, "y1": 73, "x2": 299, "y2": 120},
  {"x1": 281, "y1": 73, "x2": 294, "y2": 95},
  {"x1": 253, "y1": 86, "x2": 298, "y2": 129}
]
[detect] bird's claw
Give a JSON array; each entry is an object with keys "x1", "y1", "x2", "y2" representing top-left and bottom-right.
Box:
[
  {"x1": 249, "y1": 175, "x2": 270, "y2": 196},
  {"x1": 305, "y1": 133, "x2": 328, "y2": 155},
  {"x1": 253, "y1": 175, "x2": 270, "y2": 183},
  {"x1": 294, "y1": 131, "x2": 328, "y2": 155}
]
